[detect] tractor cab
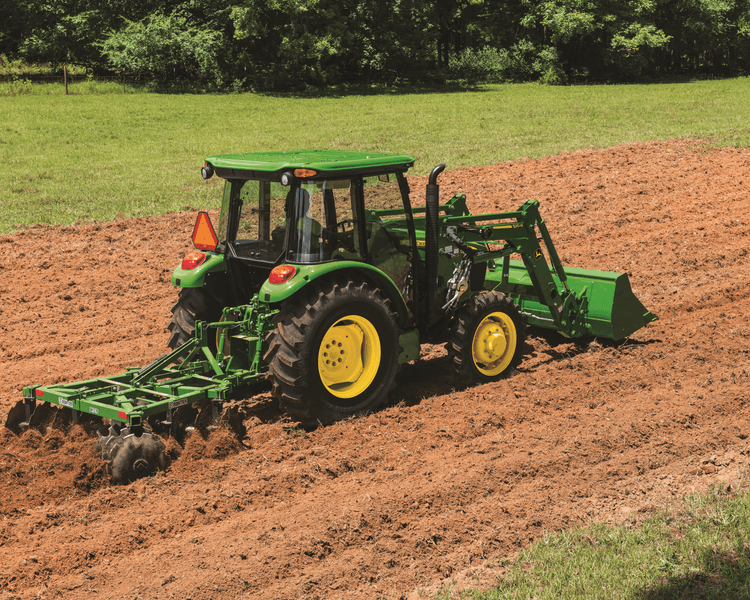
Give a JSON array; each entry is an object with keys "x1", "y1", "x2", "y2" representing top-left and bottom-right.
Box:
[
  {"x1": 217, "y1": 177, "x2": 364, "y2": 265},
  {"x1": 201, "y1": 151, "x2": 419, "y2": 310}
]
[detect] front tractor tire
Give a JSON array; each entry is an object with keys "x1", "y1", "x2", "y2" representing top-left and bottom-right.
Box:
[
  {"x1": 265, "y1": 277, "x2": 401, "y2": 427},
  {"x1": 449, "y1": 291, "x2": 525, "y2": 383}
]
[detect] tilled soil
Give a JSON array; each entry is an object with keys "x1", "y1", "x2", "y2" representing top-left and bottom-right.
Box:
[{"x1": 1, "y1": 139, "x2": 749, "y2": 600}]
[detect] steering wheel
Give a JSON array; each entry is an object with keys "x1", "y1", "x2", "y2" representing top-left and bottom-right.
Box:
[{"x1": 324, "y1": 219, "x2": 355, "y2": 250}]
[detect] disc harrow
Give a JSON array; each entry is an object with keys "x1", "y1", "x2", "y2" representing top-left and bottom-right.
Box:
[
  {"x1": 4, "y1": 300, "x2": 273, "y2": 484},
  {"x1": 96, "y1": 423, "x2": 168, "y2": 484}
]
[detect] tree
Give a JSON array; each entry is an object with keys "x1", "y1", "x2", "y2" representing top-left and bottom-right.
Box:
[
  {"x1": 16, "y1": 1, "x2": 108, "y2": 66},
  {"x1": 100, "y1": 11, "x2": 221, "y2": 82},
  {"x1": 656, "y1": 0, "x2": 750, "y2": 74},
  {"x1": 518, "y1": 0, "x2": 670, "y2": 81}
]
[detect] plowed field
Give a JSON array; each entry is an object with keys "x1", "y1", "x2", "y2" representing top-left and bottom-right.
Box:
[{"x1": 1, "y1": 139, "x2": 749, "y2": 600}]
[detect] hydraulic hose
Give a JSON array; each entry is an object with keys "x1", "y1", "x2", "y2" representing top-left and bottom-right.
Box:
[{"x1": 445, "y1": 226, "x2": 476, "y2": 257}]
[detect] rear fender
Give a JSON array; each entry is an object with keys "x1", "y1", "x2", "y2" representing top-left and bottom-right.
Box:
[
  {"x1": 171, "y1": 252, "x2": 227, "y2": 288},
  {"x1": 260, "y1": 261, "x2": 418, "y2": 364},
  {"x1": 259, "y1": 261, "x2": 412, "y2": 329}
]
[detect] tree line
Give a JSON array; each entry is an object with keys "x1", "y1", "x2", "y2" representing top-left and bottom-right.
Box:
[{"x1": 2, "y1": 0, "x2": 749, "y2": 90}]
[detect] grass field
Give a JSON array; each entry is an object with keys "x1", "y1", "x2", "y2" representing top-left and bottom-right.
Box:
[
  {"x1": 451, "y1": 484, "x2": 750, "y2": 600},
  {"x1": 1, "y1": 77, "x2": 749, "y2": 233}
]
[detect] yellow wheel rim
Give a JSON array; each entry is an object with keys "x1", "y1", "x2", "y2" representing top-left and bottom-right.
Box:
[
  {"x1": 318, "y1": 315, "x2": 381, "y2": 399},
  {"x1": 471, "y1": 311, "x2": 517, "y2": 377}
]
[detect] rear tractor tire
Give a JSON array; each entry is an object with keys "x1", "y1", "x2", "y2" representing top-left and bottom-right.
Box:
[
  {"x1": 264, "y1": 277, "x2": 401, "y2": 427},
  {"x1": 167, "y1": 287, "x2": 224, "y2": 350},
  {"x1": 449, "y1": 291, "x2": 525, "y2": 383}
]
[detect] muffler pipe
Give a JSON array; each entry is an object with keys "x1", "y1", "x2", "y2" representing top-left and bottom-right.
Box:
[{"x1": 425, "y1": 164, "x2": 445, "y2": 324}]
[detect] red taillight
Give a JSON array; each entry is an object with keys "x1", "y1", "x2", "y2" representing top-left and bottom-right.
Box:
[
  {"x1": 192, "y1": 211, "x2": 218, "y2": 251},
  {"x1": 181, "y1": 252, "x2": 206, "y2": 270},
  {"x1": 294, "y1": 168, "x2": 317, "y2": 178},
  {"x1": 269, "y1": 265, "x2": 296, "y2": 284}
]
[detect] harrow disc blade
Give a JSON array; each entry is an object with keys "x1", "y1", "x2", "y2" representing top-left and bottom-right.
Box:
[
  {"x1": 219, "y1": 405, "x2": 247, "y2": 440},
  {"x1": 4, "y1": 400, "x2": 30, "y2": 434},
  {"x1": 193, "y1": 402, "x2": 248, "y2": 439},
  {"x1": 97, "y1": 425, "x2": 169, "y2": 484},
  {"x1": 170, "y1": 404, "x2": 200, "y2": 440},
  {"x1": 27, "y1": 402, "x2": 55, "y2": 431}
]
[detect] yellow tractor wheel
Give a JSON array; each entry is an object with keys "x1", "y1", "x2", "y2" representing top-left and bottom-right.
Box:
[
  {"x1": 266, "y1": 277, "x2": 401, "y2": 426},
  {"x1": 449, "y1": 291, "x2": 525, "y2": 383}
]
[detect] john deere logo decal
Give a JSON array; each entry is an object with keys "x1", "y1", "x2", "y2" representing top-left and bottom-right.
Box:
[{"x1": 534, "y1": 249, "x2": 543, "y2": 260}]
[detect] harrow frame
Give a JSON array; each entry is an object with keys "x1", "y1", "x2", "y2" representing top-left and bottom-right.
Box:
[{"x1": 19, "y1": 298, "x2": 277, "y2": 431}]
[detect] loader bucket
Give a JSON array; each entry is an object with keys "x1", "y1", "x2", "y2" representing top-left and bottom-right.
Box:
[{"x1": 498, "y1": 260, "x2": 657, "y2": 340}]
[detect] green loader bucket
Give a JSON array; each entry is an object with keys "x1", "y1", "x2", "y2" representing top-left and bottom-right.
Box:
[{"x1": 494, "y1": 260, "x2": 657, "y2": 340}]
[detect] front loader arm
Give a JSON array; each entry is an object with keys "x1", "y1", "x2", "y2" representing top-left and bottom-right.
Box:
[{"x1": 444, "y1": 199, "x2": 582, "y2": 334}]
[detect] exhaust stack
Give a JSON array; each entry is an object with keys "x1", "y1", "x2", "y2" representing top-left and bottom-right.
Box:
[{"x1": 425, "y1": 164, "x2": 445, "y2": 323}]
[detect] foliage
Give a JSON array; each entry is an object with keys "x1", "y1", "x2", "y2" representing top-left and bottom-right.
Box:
[
  {"x1": 0, "y1": 56, "x2": 86, "y2": 76},
  {"x1": 518, "y1": 0, "x2": 673, "y2": 81},
  {"x1": 608, "y1": 23, "x2": 672, "y2": 81},
  {"x1": 449, "y1": 47, "x2": 513, "y2": 83},
  {"x1": 0, "y1": 76, "x2": 33, "y2": 95},
  {"x1": 229, "y1": 0, "x2": 348, "y2": 89},
  {"x1": 4, "y1": 0, "x2": 750, "y2": 88},
  {"x1": 448, "y1": 42, "x2": 561, "y2": 84},
  {"x1": 99, "y1": 11, "x2": 222, "y2": 83},
  {"x1": 17, "y1": 4, "x2": 105, "y2": 66}
]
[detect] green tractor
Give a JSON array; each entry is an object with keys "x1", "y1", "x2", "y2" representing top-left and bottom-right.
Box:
[{"x1": 10, "y1": 150, "x2": 656, "y2": 482}]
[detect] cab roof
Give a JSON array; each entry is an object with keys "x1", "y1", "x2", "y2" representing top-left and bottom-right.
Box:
[{"x1": 205, "y1": 150, "x2": 415, "y2": 179}]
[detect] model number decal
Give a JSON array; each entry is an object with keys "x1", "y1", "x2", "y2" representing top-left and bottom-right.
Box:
[
  {"x1": 89, "y1": 407, "x2": 99, "y2": 415},
  {"x1": 59, "y1": 399, "x2": 74, "y2": 408},
  {"x1": 493, "y1": 223, "x2": 523, "y2": 229},
  {"x1": 169, "y1": 398, "x2": 188, "y2": 409}
]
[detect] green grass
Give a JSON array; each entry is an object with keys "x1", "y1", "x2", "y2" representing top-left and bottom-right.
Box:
[
  {"x1": 432, "y1": 484, "x2": 750, "y2": 600},
  {"x1": 1, "y1": 78, "x2": 749, "y2": 232}
]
